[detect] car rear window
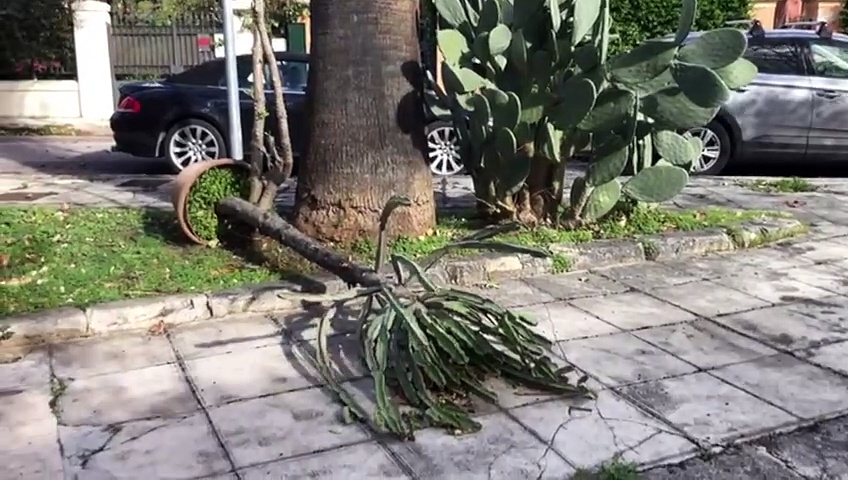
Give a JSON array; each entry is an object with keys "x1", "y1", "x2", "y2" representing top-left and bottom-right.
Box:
[{"x1": 164, "y1": 60, "x2": 223, "y2": 86}]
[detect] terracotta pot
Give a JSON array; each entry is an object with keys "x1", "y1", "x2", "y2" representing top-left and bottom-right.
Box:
[{"x1": 171, "y1": 159, "x2": 250, "y2": 246}]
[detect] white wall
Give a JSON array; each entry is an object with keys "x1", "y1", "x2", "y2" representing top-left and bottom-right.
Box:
[{"x1": 0, "y1": 80, "x2": 82, "y2": 119}]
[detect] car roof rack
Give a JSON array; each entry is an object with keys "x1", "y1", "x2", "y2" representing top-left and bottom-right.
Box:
[
  {"x1": 780, "y1": 20, "x2": 833, "y2": 38},
  {"x1": 726, "y1": 19, "x2": 766, "y2": 37}
]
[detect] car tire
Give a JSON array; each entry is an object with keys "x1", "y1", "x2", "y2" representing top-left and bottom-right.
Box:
[
  {"x1": 687, "y1": 120, "x2": 732, "y2": 176},
  {"x1": 425, "y1": 121, "x2": 464, "y2": 176},
  {"x1": 163, "y1": 118, "x2": 227, "y2": 174}
]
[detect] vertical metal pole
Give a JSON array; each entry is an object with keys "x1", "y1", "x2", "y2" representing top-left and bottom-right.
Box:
[
  {"x1": 170, "y1": 22, "x2": 179, "y2": 74},
  {"x1": 221, "y1": 0, "x2": 244, "y2": 160}
]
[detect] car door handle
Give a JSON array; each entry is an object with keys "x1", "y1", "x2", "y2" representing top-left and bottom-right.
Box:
[
  {"x1": 735, "y1": 87, "x2": 749, "y2": 92},
  {"x1": 816, "y1": 90, "x2": 840, "y2": 99}
]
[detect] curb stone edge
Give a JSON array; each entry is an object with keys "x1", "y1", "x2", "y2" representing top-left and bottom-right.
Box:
[{"x1": 0, "y1": 216, "x2": 807, "y2": 350}]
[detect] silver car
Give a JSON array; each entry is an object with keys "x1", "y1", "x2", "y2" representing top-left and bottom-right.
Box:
[
  {"x1": 686, "y1": 21, "x2": 848, "y2": 174},
  {"x1": 430, "y1": 21, "x2": 848, "y2": 176}
]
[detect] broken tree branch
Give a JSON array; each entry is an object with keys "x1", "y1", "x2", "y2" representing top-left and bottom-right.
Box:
[{"x1": 217, "y1": 197, "x2": 384, "y2": 288}]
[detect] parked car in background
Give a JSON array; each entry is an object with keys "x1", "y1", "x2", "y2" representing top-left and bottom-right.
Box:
[
  {"x1": 110, "y1": 52, "x2": 460, "y2": 175},
  {"x1": 679, "y1": 20, "x2": 848, "y2": 175},
  {"x1": 418, "y1": 20, "x2": 848, "y2": 177}
]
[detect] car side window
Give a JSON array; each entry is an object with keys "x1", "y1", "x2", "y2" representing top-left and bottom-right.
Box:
[
  {"x1": 278, "y1": 61, "x2": 308, "y2": 93},
  {"x1": 229, "y1": 60, "x2": 309, "y2": 92},
  {"x1": 809, "y1": 40, "x2": 848, "y2": 79},
  {"x1": 743, "y1": 40, "x2": 804, "y2": 75},
  {"x1": 235, "y1": 60, "x2": 255, "y2": 89}
]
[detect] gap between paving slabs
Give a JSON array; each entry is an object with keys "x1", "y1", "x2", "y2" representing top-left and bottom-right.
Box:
[{"x1": 0, "y1": 214, "x2": 807, "y2": 352}]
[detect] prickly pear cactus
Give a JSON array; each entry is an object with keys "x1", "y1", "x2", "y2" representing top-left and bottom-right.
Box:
[{"x1": 429, "y1": 0, "x2": 757, "y2": 223}]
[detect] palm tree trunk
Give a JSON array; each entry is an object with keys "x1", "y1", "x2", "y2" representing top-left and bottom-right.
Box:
[{"x1": 291, "y1": 0, "x2": 436, "y2": 244}]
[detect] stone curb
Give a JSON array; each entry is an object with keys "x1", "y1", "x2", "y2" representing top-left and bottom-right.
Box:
[{"x1": 0, "y1": 216, "x2": 807, "y2": 349}]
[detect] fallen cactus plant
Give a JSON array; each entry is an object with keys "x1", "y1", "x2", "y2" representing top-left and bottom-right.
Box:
[{"x1": 217, "y1": 196, "x2": 591, "y2": 439}]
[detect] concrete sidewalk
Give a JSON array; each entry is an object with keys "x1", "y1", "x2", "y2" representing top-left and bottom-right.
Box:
[
  {"x1": 4, "y1": 234, "x2": 848, "y2": 478},
  {"x1": 3, "y1": 172, "x2": 848, "y2": 223}
]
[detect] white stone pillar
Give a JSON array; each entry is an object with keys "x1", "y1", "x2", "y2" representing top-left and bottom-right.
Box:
[{"x1": 72, "y1": 0, "x2": 115, "y2": 121}]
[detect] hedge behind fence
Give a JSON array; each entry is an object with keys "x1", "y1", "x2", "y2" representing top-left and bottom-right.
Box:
[
  {"x1": 0, "y1": 0, "x2": 75, "y2": 80},
  {"x1": 610, "y1": 0, "x2": 752, "y2": 52}
]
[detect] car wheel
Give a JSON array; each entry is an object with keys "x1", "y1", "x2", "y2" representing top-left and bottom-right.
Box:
[
  {"x1": 164, "y1": 119, "x2": 226, "y2": 173},
  {"x1": 686, "y1": 121, "x2": 731, "y2": 175},
  {"x1": 426, "y1": 121, "x2": 463, "y2": 176}
]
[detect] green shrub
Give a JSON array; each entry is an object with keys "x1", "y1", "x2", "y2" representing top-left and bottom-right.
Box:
[
  {"x1": 186, "y1": 166, "x2": 250, "y2": 242},
  {"x1": 610, "y1": 0, "x2": 752, "y2": 53},
  {"x1": 0, "y1": 0, "x2": 74, "y2": 79},
  {"x1": 841, "y1": 0, "x2": 848, "y2": 32}
]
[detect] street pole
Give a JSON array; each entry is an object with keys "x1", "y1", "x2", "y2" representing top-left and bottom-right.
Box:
[{"x1": 221, "y1": 0, "x2": 244, "y2": 161}]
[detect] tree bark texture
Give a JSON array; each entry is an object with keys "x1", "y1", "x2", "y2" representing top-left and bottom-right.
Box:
[{"x1": 292, "y1": 0, "x2": 436, "y2": 244}]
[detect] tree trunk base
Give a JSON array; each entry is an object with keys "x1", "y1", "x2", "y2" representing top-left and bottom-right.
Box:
[{"x1": 217, "y1": 197, "x2": 383, "y2": 288}]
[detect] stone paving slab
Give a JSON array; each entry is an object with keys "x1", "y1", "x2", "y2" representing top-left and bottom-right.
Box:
[
  {"x1": 644, "y1": 415, "x2": 848, "y2": 479},
  {"x1": 3, "y1": 240, "x2": 848, "y2": 477}
]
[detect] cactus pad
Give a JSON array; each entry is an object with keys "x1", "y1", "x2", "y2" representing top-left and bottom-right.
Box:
[
  {"x1": 468, "y1": 94, "x2": 493, "y2": 127},
  {"x1": 671, "y1": 61, "x2": 730, "y2": 108},
  {"x1": 608, "y1": 40, "x2": 677, "y2": 85},
  {"x1": 539, "y1": 122, "x2": 564, "y2": 162},
  {"x1": 674, "y1": 0, "x2": 697, "y2": 45},
  {"x1": 574, "y1": 44, "x2": 600, "y2": 71},
  {"x1": 584, "y1": 180, "x2": 622, "y2": 221},
  {"x1": 587, "y1": 135, "x2": 629, "y2": 185},
  {"x1": 642, "y1": 86, "x2": 719, "y2": 130},
  {"x1": 509, "y1": 30, "x2": 529, "y2": 73},
  {"x1": 550, "y1": 76, "x2": 597, "y2": 129},
  {"x1": 714, "y1": 58, "x2": 758, "y2": 90},
  {"x1": 438, "y1": 29, "x2": 470, "y2": 65},
  {"x1": 622, "y1": 164, "x2": 689, "y2": 203},
  {"x1": 677, "y1": 28, "x2": 747, "y2": 70},
  {"x1": 653, "y1": 130, "x2": 699, "y2": 166},
  {"x1": 578, "y1": 88, "x2": 635, "y2": 133},
  {"x1": 442, "y1": 63, "x2": 490, "y2": 94},
  {"x1": 489, "y1": 24, "x2": 513, "y2": 56},
  {"x1": 434, "y1": 0, "x2": 472, "y2": 30},
  {"x1": 572, "y1": 0, "x2": 602, "y2": 45},
  {"x1": 479, "y1": 0, "x2": 501, "y2": 32}
]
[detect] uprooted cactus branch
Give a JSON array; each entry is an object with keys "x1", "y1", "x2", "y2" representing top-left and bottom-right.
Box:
[
  {"x1": 427, "y1": 0, "x2": 757, "y2": 225},
  {"x1": 217, "y1": 195, "x2": 592, "y2": 439}
]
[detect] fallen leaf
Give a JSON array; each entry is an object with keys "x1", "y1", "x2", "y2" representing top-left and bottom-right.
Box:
[
  {"x1": 0, "y1": 254, "x2": 9, "y2": 268},
  {"x1": 0, "y1": 276, "x2": 34, "y2": 287},
  {"x1": 147, "y1": 320, "x2": 168, "y2": 336}
]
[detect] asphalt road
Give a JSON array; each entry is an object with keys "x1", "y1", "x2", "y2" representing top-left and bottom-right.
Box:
[
  {"x1": 0, "y1": 136, "x2": 170, "y2": 176},
  {"x1": 2, "y1": 135, "x2": 848, "y2": 178}
]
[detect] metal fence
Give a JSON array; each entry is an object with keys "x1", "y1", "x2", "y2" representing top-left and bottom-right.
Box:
[{"x1": 109, "y1": 13, "x2": 220, "y2": 79}]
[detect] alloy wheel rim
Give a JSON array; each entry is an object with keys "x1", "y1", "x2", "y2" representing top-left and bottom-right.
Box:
[
  {"x1": 427, "y1": 126, "x2": 463, "y2": 176},
  {"x1": 687, "y1": 127, "x2": 722, "y2": 173},
  {"x1": 169, "y1": 125, "x2": 220, "y2": 170}
]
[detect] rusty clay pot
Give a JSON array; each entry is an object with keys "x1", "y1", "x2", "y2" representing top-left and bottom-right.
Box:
[{"x1": 171, "y1": 159, "x2": 250, "y2": 246}]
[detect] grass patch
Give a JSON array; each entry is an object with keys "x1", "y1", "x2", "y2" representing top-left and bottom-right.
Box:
[
  {"x1": 0, "y1": 124, "x2": 81, "y2": 136},
  {"x1": 0, "y1": 207, "x2": 281, "y2": 316},
  {"x1": 737, "y1": 177, "x2": 817, "y2": 193},
  {"x1": 0, "y1": 204, "x2": 785, "y2": 316},
  {"x1": 573, "y1": 460, "x2": 640, "y2": 479}
]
